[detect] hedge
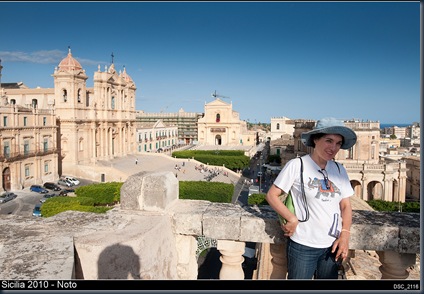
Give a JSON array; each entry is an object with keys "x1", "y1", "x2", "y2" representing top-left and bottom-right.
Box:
[
  {"x1": 172, "y1": 150, "x2": 250, "y2": 171},
  {"x1": 39, "y1": 180, "x2": 234, "y2": 217},
  {"x1": 179, "y1": 181, "x2": 234, "y2": 203}
]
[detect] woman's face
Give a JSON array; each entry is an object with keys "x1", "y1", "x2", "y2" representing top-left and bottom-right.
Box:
[{"x1": 314, "y1": 134, "x2": 344, "y2": 161}]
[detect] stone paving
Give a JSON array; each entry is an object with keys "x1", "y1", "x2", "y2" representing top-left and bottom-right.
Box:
[{"x1": 98, "y1": 152, "x2": 241, "y2": 186}]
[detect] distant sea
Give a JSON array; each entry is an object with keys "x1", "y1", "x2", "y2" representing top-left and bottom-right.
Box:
[{"x1": 380, "y1": 123, "x2": 413, "y2": 129}]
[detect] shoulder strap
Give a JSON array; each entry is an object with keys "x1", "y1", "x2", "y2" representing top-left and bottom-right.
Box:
[
  {"x1": 334, "y1": 161, "x2": 340, "y2": 173},
  {"x1": 297, "y1": 157, "x2": 309, "y2": 222}
]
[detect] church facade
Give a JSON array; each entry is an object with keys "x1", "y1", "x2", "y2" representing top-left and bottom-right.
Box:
[
  {"x1": 197, "y1": 98, "x2": 256, "y2": 147},
  {"x1": 0, "y1": 49, "x2": 137, "y2": 191}
]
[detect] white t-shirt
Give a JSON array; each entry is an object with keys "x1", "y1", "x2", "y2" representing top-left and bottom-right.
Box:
[{"x1": 273, "y1": 154, "x2": 354, "y2": 248}]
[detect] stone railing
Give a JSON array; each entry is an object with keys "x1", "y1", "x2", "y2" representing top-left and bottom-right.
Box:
[{"x1": 0, "y1": 171, "x2": 419, "y2": 281}]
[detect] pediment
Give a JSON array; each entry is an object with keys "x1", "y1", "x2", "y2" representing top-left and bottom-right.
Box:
[{"x1": 206, "y1": 98, "x2": 231, "y2": 107}]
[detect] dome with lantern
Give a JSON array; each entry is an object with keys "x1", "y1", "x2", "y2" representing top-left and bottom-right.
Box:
[{"x1": 57, "y1": 47, "x2": 83, "y2": 72}]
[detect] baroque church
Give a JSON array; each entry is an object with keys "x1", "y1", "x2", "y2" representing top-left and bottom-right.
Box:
[
  {"x1": 0, "y1": 49, "x2": 137, "y2": 191},
  {"x1": 197, "y1": 98, "x2": 256, "y2": 147}
]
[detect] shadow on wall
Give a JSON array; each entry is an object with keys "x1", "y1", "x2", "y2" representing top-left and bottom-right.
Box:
[
  {"x1": 75, "y1": 243, "x2": 141, "y2": 279},
  {"x1": 98, "y1": 244, "x2": 141, "y2": 279}
]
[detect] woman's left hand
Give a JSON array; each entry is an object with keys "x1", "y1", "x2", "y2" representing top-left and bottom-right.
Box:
[{"x1": 332, "y1": 233, "x2": 350, "y2": 262}]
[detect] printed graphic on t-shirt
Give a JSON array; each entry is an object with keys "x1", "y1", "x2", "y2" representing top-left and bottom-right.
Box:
[{"x1": 308, "y1": 177, "x2": 341, "y2": 200}]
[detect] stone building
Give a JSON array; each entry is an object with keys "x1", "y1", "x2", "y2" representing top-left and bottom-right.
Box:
[
  {"x1": 0, "y1": 104, "x2": 59, "y2": 191},
  {"x1": 136, "y1": 119, "x2": 179, "y2": 153},
  {"x1": 269, "y1": 117, "x2": 295, "y2": 141},
  {"x1": 197, "y1": 98, "x2": 256, "y2": 147},
  {"x1": 136, "y1": 109, "x2": 202, "y2": 145},
  {"x1": 0, "y1": 49, "x2": 137, "y2": 190},
  {"x1": 403, "y1": 156, "x2": 420, "y2": 201}
]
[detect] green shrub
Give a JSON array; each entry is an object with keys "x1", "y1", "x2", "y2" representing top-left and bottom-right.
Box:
[
  {"x1": 76, "y1": 182, "x2": 123, "y2": 204},
  {"x1": 40, "y1": 197, "x2": 113, "y2": 217},
  {"x1": 172, "y1": 150, "x2": 249, "y2": 171},
  {"x1": 179, "y1": 181, "x2": 233, "y2": 203},
  {"x1": 41, "y1": 179, "x2": 239, "y2": 217},
  {"x1": 366, "y1": 199, "x2": 420, "y2": 213},
  {"x1": 247, "y1": 193, "x2": 268, "y2": 205},
  {"x1": 402, "y1": 202, "x2": 420, "y2": 213}
]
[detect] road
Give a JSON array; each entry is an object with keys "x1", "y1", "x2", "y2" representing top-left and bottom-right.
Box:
[{"x1": 0, "y1": 179, "x2": 95, "y2": 217}]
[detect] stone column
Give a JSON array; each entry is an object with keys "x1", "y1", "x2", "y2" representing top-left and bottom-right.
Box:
[
  {"x1": 269, "y1": 242, "x2": 287, "y2": 279},
  {"x1": 91, "y1": 127, "x2": 96, "y2": 162},
  {"x1": 217, "y1": 240, "x2": 245, "y2": 280},
  {"x1": 175, "y1": 235, "x2": 198, "y2": 280},
  {"x1": 376, "y1": 250, "x2": 416, "y2": 279}
]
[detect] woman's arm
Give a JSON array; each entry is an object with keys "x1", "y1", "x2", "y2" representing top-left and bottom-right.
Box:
[
  {"x1": 332, "y1": 197, "x2": 352, "y2": 261},
  {"x1": 266, "y1": 184, "x2": 299, "y2": 236}
]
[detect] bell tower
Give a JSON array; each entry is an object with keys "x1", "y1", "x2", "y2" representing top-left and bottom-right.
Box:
[{"x1": 52, "y1": 47, "x2": 88, "y2": 118}]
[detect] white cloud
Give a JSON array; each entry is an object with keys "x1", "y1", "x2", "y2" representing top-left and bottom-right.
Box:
[
  {"x1": 0, "y1": 50, "x2": 105, "y2": 66},
  {"x1": 0, "y1": 50, "x2": 64, "y2": 64}
]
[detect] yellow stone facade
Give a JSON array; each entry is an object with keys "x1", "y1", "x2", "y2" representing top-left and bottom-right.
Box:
[
  {"x1": 197, "y1": 98, "x2": 256, "y2": 147},
  {"x1": 0, "y1": 49, "x2": 137, "y2": 191}
]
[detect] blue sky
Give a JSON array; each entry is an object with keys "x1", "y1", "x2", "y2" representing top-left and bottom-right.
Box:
[{"x1": 0, "y1": 1, "x2": 420, "y2": 125}]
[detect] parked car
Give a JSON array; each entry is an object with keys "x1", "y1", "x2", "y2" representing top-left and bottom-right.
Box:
[
  {"x1": 57, "y1": 179, "x2": 73, "y2": 187},
  {"x1": 40, "y1": 193, "x2": 55, "y2": 203},
  {"x1": 64, "y1": 176, "x2": 80, "y2": 186},
  {"x1": 58, "y1": 190, "x2": 68, "y2": 196},
  {"x1": 32, "y1": 203, "x2": 42, "y2": 217},
  {"x1": 30, "y1": 185, "x2": 49, "y2": 194},
  {"x1": 0, "y1": 192, "x2": 17, "y2": 203},
  {"x1": 43, "y1": 182, "x2": 61, "y2": 191}
]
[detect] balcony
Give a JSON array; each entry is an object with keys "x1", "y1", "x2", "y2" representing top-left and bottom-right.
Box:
[
  {"x1": 0, "y1": 147, "x2": 58, "y2": 162},
  {"x1": 0, "y1": 171, "x2": 419, "y2": 285}
]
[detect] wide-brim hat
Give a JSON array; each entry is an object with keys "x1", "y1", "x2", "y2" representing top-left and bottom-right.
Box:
[{"x1": 301, "y1": 117, "x2": 357, "y2": 150}]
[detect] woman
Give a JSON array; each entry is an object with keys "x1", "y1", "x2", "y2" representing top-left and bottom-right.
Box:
[{"x1": 266, "y1": 117, "x2": 357, "y2": 279}]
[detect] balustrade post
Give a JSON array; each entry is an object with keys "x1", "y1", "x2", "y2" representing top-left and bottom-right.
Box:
[
  {"x1": 269, "y1": 242, "x2": 288, "y2": 279},
  {"x1": 217, "y1": 240, "x2": 245, "y2": 280},
  {"x1": 376, "y1": 250, "x2": 417, "y2": 279}
]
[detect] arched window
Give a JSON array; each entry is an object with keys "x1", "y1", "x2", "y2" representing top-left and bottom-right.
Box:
[
  {"x1": 77, "y1": 89, "x2": 81, "y2": 103},
  {"x1": 111, "y1": 96, "x2": 115, "y2": 110},
  {"x1": 216, "y1": 113, "x2": 220, "y2": 123},
  {"x1": 62, "y1": 89, "x2": 67, "y2": 102}
]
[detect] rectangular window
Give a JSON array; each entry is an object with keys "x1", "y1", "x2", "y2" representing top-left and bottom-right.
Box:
[
  {"x1": 25, "y1": 165, "x2": 30, "y2": 177},
  {"x1": 24, "y1": 140, "x2": 30, "y2": 155},
  {"x1": 44, "y1": 162, "x2": 49, "y2": 173},
  {"x1": 3, "y1": 142, "x2": 10, "y2": 158},
  {"x1": 23, "y1": 117, "x2": 28, "y2": 126},
  {"x1": 43, "y1": 117, "x2": 47, "y2": 126},
  {"x1": 43, "y1": 138, "x2": 48, "y2": 152},
  {"x1": 3, "y1": 116, "x2": 7, "y2": 127}
]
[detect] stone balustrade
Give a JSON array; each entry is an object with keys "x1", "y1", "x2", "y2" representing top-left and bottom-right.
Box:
[{"x1": 0, "y1": 171, "x2": 419, "y2": 281}]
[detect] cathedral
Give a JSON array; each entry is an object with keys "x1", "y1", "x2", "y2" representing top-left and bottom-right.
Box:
[{"x1": 0, "y1": 49, "x2": 137, "y2": 191}]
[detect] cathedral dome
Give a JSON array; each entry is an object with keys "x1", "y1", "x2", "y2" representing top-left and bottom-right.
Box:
[{"x1": 58, "y1": 48, "x2": 83, "y2": 72}]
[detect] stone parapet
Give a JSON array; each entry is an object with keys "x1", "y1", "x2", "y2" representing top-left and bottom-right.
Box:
[
  {"x1": 0, "y1": 171, "x2": 419, "y2": 280},
  {"x1": 170, "y1": 200, "x2": 420, "y2": 254}
]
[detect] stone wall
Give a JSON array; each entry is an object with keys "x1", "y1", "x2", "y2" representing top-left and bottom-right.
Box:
[{"x1": 0, "y1": 171, "x2": 419, "y2": 280}]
